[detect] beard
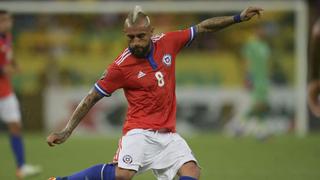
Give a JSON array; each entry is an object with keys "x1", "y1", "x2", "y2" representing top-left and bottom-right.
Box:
[{"x1": 129, "y1": 44, "x2": 150, "y2": 58}]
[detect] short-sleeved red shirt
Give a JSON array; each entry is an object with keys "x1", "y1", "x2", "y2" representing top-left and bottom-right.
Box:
[
  {"x1": 95, "y1": 27, "x2": 196, "y2": 134},
  {"x1": 0, "y1": 33, "x2": 13, "y2": 98}
]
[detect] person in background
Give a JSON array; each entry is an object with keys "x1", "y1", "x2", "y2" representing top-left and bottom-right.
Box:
[
  {"x1": 0, "y1": 9, "x2": 41, "y2": 179},
  {"x1": 308, "y1": 18, "x2": 320, "y2": 117}
]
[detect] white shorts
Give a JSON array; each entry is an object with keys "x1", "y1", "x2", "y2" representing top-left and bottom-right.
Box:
[
  {"x1": 113, "y1": 129, "x2": 198, "y2": 180},
  {"x1": 0, "y1": 93, "x2": 21, "y2": 123}
]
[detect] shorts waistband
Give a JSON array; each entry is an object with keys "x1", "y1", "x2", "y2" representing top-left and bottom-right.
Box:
[{"x1": 148, "y1": 128, "x2": 172, "y2": 133}]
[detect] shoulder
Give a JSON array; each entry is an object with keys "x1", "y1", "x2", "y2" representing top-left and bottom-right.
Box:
[
  {"x1": 157, "y1": 28, "x2": 194, "y2": 42},
  {"x1": 112, "y1": 48, "x2": 133, "y2": 67},
  {"x1": 151, "y1": 33, "x2": 166, "y2": 43}
]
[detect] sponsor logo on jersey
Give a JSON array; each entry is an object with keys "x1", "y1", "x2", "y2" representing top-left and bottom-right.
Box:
[
  {"x1": 162, "y1": 54, "x2": 172, "y2": 66},
  {"x1": 123, "y1": 155, "x2": 133, "y2": 164},
  {"x1": 137, "y1": 71, "x2": 146, "y2": 79}
]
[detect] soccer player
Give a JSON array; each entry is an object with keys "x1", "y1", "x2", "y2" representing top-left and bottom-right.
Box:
[
  {"x1": 0, "y1": 10, "x2": 41, "y2": 179},
  {"x1": 47, "y1": 6, "x2": 263, "y2": 180},
  {"x1": 308, "y1": 18, "x2": 320, "y2": 117},
  {"x1": 242, "y1": 25, "x2": 270, "y2": 118}
]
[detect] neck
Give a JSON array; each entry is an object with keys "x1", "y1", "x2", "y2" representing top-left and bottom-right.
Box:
[
  {"x1": 0, "y1": 32, "x2": 6, "y2": 38},
  {"x1": 146, "y1": 41, "x2": 153, "y2": 56}
]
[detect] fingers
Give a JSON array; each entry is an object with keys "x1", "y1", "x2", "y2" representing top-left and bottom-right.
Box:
[
  {"x1": 240, "y1": 6, "x2": 264, "y2": 21},
  {"x1": 247, "y1": 7, "x2": 263, "y2": 17},
  {"x1": 248, "y1": 10, "x2": 263, "y2": 18},
  {"x1": 46, "y1": 133, "x2": 63, "y2": 147},
  {"x1": 47, "y1": 135, "x2": 56, "y2": 147},
  {"x1": 248, "y1": 7, "x2": 264, "y2": 12}
]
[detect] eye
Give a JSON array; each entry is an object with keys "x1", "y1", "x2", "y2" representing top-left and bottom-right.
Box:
[
  {"x1": 137, "y1": 34, "x2": 146, "y2": 39},
  {"x1": 127, "y1": 35, "x2": 134, "y2": 40}
]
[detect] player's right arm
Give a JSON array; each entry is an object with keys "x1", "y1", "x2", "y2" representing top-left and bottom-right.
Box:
[
  {"x1": 47, "y1": 88, "x2": 103, "y2": 147},
  {"x1": 47, "y1": 61, "x2": 126, "y2": 147}
]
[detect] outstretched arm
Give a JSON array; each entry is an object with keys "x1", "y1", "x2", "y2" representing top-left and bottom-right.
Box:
[
  {"x1": 47, "y1": 88, "x2": 103, "y2": 147},
  {"x1": 195, "y1": 6, "x2": 263, "y2": 33}
]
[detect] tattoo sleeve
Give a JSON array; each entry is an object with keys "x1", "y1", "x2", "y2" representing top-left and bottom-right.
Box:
[
  {"x1": 196, "y1": 16, "x2": 235, "y2": 33},
  {"x1": 64, "y1": 88, "x2": 104, "y2": 133}
]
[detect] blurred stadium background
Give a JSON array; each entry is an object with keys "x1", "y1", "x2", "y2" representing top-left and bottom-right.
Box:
[{"x1": 0, "y1": 0, "x2": 320, "y2": 179}]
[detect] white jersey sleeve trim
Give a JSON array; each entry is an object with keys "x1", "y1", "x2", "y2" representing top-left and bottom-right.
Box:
[
  {"x1": 185, "y1": 26, "x2": 197, "y2": 47},
  {"x1": 94, "y1": 83, "x2": 111, "y2": 97}
]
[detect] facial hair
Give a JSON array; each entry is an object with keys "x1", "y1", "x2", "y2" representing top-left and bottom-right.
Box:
[{"x1": 129, "y1": 44, "x2": 150, "y2": 58}]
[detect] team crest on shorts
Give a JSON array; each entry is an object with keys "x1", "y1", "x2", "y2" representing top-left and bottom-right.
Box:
[
  {"x1": 122, "y1": 155, "x2": 133, "y2": 164},
  {"x1": 162, "y1": 54, "x2": 172, "y2": 66}
]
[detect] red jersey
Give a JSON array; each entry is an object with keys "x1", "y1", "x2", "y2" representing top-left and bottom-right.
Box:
[
  {"x1": 95, "y1": 27, "x2": 196, "y2": 134},
  {"x1": 0, "y1": 33, "x2": 13, "y2": 98}
]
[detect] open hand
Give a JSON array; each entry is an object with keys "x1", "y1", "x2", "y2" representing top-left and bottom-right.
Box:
[{"x1": 240, "y1": 7, "x2": 264, "y2": 21}]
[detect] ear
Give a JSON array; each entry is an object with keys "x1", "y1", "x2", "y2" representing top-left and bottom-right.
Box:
[{"x1": 123, "y1": 28, "x2": 127, "y2": 34}]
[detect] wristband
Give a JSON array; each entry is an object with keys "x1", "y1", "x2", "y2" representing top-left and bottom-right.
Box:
[{"x1": 233, "y1": 14, "x2": 242, "y2": 23}]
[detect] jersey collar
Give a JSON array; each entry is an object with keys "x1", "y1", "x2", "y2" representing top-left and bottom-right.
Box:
[{"x1": 146, "y1": 42, "x2": 158, "y2": 70}]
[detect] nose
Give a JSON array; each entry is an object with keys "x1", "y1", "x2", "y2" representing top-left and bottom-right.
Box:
[{"x1": 131, "y1": 38, "x2": 142, "y2": 47}]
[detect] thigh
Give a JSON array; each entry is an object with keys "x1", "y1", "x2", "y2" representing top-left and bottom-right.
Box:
[
  {"x1": 152, "y1": 133, "x2": 199, "y2": 180},
  {"x1": 0, "y1": 94, "x2": 21, "y2": 123},
  {"x1": 113, "y1": 129, "x2": 149, "y2": 172}
]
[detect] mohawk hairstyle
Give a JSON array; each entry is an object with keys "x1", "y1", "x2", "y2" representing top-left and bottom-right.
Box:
[{"x1": 125, "y1": 5, "x2": 150, "y2": 27}]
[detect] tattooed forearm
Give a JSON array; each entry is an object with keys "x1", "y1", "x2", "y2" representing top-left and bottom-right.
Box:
[
  {"x1": 196, "y1": 16, "x2": 235, "y2": 33},
  {"x1": 64, "y1": 88, "x2": 103, "y2": 133}
]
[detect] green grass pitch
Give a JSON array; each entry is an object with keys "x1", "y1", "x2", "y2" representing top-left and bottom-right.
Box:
[{"x1": 1, "y1": 133, "x2": 320, "y2": 180}]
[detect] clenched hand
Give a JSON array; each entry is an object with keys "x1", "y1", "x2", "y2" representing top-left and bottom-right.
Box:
[{"x1": 47, "y1": 130, "x2": 72, "y2": 147}]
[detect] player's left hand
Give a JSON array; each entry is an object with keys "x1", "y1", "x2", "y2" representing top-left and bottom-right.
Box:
[
  {"x1": 240, "y1": 6, "x2": 264, "y2": 21},
  {"x1": 308, "y1": 80, "x2": 320, "y2": 117}
]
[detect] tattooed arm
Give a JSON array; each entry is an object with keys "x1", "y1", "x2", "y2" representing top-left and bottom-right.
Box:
[
  {"x1": 195, "y1": 7, "x2": 263, "y2": 33},
  {"x1": 47, "y1": 88, "x2": 103, "y2": 147}
]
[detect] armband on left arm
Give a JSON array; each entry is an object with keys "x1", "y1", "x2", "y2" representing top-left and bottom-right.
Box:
[{"x1": 233, "y1": 14, "x2": 242, "y2": 23}]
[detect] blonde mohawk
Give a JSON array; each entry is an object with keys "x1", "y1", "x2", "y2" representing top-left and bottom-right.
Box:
[{"x1": 125, "y1": 5, "x2": 150, "y2": 27}]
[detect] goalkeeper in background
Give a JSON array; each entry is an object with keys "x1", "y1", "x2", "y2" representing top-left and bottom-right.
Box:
[{"x1": 0, "y1": 10, "x2": 41, "y2": 179}]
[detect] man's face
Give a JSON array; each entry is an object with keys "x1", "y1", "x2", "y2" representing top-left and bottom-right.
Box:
[
  {"x1": 124, "y1": 25, "x2": 153, "y2": 58},
  {"x1": 0, "y1": 14, "x2": 12, "y2": 33}
]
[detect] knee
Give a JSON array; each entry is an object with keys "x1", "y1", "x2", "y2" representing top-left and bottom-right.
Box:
[
  {"x1": 115, "y1": 166, "x2": 135, "y2": 180},
  {"x1": 7, "y1": 122, "x2": 22, "y2": 135},
  {"x1": 178, "y1": 161, "x2": 201, "y2": 179}
]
